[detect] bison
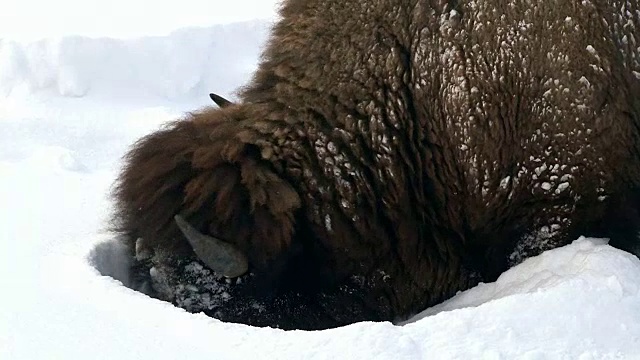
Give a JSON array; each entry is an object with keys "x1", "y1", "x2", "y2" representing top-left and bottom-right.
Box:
[{"x1": 112, "y1": 0, "x2": 640, "y2": 330}]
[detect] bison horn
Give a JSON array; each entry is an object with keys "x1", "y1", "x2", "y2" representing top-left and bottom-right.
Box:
[
  {"x1": 174, "y1": 215, "x2": 248, "y2": 278},
  {"x1": 209, "y1": 93, "x2": 234, "y2": 108}
]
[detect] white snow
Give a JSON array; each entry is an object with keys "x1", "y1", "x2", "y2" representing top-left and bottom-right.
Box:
[
  {"x1": 0, "y1": 0, "x2": 281, "y2": 40},
  {"x1": 2, "y1": 1, "x2": 640, "y2": 359}
]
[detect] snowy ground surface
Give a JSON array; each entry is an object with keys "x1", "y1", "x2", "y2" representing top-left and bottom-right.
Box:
[{"x1": 2, "y1": 2, "x2": 640, "y2": 359}]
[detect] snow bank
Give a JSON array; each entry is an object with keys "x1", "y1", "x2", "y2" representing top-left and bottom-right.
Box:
[
  {"x1": 0, "y1": 0, "x2": 280, "y2": 40},
  {"x1": 408, "y1": 237, "x2": 640, "y2": 321},
  {"x1": 6, "y1": 224, "x2": 640, "y2": 359},
  {"x1": 0, "y1": 20, "x2": 271, "y2": 172},
  {"x1": 0, "y1": 100, "x2": 183, "y2": 172},
  {"x1": 0, "y1": 21, "x2": 271, "y2": 102}
]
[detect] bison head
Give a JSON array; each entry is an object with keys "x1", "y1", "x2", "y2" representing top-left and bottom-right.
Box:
[{"x1": 112, "y1": 0, "x2": 640, "y2": 330}]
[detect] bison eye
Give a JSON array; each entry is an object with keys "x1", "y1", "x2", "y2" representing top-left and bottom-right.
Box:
[{"x1": 244, "y1": 143, "x2": 262, "y2": 158}]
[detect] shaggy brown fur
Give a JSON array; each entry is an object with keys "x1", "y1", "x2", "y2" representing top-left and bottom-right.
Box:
[{"x1": 112, "y1": 0, "x2": 640, "y2": 330}]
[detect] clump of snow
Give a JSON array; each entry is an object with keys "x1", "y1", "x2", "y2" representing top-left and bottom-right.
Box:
[{"x1": 147, "y1": 259, "x2": 238, "y2": 313}]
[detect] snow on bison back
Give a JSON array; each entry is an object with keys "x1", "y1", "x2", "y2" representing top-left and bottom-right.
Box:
[{"x1": 111, "y1": 0, "x2": 640, "y2": 330}]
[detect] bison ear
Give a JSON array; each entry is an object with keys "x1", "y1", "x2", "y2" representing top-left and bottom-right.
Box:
[{"x1": 209, "y1": 93, "x2": 234, "y2": 108}]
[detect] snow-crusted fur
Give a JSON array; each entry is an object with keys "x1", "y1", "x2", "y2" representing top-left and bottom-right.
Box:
[{"x1": 112, "y1": 0, "x2": 640, "y2": 330}]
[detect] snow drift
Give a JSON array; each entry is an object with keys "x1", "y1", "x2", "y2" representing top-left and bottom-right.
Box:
[
  {"x1": 0, "y1": 21, "x2": 271, "y2": 102},
  {"x1": 0, "y1": 0, "x2": 280, "y2": 40},
  {"x1": 1, "y1": 17, "x2": 639, "y2": 359}
]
